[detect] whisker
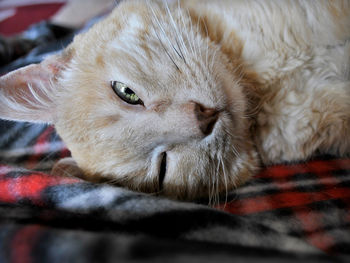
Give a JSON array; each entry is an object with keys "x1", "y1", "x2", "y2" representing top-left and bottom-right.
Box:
[
  {"x1": 220, "y1": 157, "x2": 228, "y2": 208},
  {"x1": 215, "y1": 157, "x2": 220, "y2": 206},
  {"x1": 175, "y1": 38, "x2": 186, "y2": 64},
  {"x1": 148, "y1": 2, "x2": 181, "y2": 70},
  {"x1": 183, "y1": 8, "x2": 196, "y2": 57},
  {"x1": 210, "y1": 48, "x2": 218, "y2": 70},
  {"x1": 164, "y1": 1, "x2": 187, "y2": 63},
  {"x1": 151, "y1": 21, "x2": 180, "y2": 70}
]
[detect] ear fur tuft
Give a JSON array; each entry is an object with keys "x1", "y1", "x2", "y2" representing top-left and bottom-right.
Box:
[{"x1": 0, "y1": 55, "x2": 67, "y2": 123}]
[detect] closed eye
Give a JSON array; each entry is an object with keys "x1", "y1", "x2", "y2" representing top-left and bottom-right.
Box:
[
  {"x1": 111, "y1": 81, "x2": 144, "y2": 105},
  {"x1": 159, "y1": 152, "x2": 167, "y2": 191}
]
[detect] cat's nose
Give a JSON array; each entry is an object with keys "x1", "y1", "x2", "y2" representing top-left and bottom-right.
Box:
[{"x1": 185, "y1": 101, "x2": 219, "y2": 136}]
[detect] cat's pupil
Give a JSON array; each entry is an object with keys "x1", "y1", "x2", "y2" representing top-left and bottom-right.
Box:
[
  {"x1": 125, "y1": 88, "x2": 134, "y2": 95},
  {"x1": 110, "y1": 81, "x2": 143, "y2": 105}
]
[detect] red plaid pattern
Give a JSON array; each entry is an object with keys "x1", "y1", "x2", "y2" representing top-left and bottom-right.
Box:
[
  {"x1": 0, "y1": 2, "x2": 349, "y2": 262},
  {"x1": 219, "y1": 158, "x2": 350, "y2": 255},
  {"x1": 0, "y1": 124, "x2": 349, "y2": 260},
  {"x1": 222, "y1": 159, "x2": 350, "y2": 214}
]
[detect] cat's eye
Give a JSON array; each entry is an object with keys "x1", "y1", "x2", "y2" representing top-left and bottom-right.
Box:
[{"x1": 111, "y1": 81, "x2": 143, "y2": 105}]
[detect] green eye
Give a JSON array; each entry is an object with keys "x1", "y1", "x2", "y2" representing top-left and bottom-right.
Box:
[{"x1": 111, "y1": 81, "x2": 143, "y2": 105}]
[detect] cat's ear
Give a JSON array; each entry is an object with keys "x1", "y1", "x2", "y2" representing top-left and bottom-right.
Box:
[{"x1": 0, "y1": 54, "x2": 68, "y2": 123}]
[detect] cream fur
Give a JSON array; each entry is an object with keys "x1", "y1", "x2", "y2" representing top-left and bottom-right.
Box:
[{"x1": 0, "y1": 0, "x2": 349, "y2": 201}]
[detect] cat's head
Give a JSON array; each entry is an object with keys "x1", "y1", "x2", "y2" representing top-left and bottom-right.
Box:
[{"x1": 0, "y1": 0, "x2": 258, "y2": 201}]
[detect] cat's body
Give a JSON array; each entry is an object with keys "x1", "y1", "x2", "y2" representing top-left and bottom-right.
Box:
[{"x1": 1, "y1": 0, "x2": 349, "y2": 201}]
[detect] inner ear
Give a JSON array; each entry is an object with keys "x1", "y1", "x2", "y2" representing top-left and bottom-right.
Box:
[{"x1": 0, "y1": 54, "x2": 68, "y2": 123}]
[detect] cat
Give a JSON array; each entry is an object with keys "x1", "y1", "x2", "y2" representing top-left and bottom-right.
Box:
[{"x1": 0, "y1": 0, "x2": 349, "y2": 201}]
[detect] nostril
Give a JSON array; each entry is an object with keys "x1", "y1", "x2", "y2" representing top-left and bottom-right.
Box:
[
  {"x1": 194, "y1": 103, "x2": 219, "y2": 136},
  {"x1": 195, "y1": 103, "x2": 218, "y2": 120},
  {"x1": 199, "y1": 115, "x2": 218, "y2": 136}
]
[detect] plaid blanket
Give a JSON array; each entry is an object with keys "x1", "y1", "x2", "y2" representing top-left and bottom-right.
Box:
[
  {"x1": 1, "y1": 1, "x2": 350, "y2": 262},
  {"x1": 0, "y1": 121, "x2": 349, "y2": 262}
]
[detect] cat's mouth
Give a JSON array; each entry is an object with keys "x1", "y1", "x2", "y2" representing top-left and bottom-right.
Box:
[{"x1": 158, "y1": 152, "x2": 167, "y2": 191}]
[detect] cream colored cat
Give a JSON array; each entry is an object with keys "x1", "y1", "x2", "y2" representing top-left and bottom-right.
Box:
[{"x1": 0, "y1": 0, "x2": 349, "y2": 201}]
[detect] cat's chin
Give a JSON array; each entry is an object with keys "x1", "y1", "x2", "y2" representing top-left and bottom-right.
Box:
[
  {"x1": 99, "y1": 145, "x2": 260, "y2": 202},
  {"x1": 72, "y1": 139, "x2": 259, "y2": 202},
  {"x1": 62, "y1": 109, "x2": 260, "y2": 202},
  {"x1": 158, "y1": 147, "x2": 259, "y2": 202}
]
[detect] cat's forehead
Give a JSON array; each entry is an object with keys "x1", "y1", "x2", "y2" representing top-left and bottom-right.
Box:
[
  {"x1": 106, "y1": 6, "x2": 187, "y2": 81},
  {"x1": 68, "y1": 0, "x2": 220, "y2": 102},
  {"x1": 103, "y1": 4, "x2": 214, "y2": 91}
]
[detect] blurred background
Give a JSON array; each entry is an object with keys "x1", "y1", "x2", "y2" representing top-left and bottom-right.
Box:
[
  {"x1": 0, "y1": 0, "x2": 116, "y2": 71},
  {"x1": 0, "y1": 0, "x2": 117, "y2": 170}
]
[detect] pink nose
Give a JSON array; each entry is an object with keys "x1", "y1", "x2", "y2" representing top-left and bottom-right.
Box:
[{"x1": 185, "y1": 101, "x2": 219, "y2": 136}]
